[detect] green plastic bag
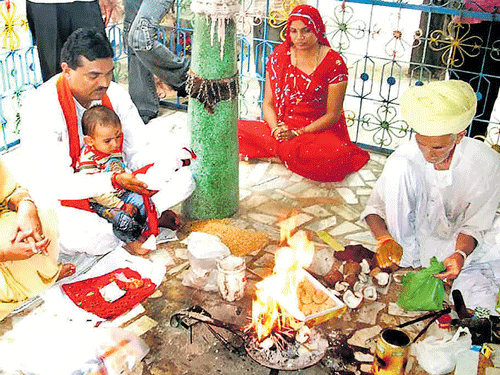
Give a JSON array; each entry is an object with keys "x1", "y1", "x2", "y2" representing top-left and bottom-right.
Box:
[{"x1": 397, "y1": 257, "x2": 446, "y2": 311}]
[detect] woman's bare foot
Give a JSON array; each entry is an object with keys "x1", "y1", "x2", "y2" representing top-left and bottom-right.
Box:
[
  {"x1": 124, "y1": 240, "x2": 151, "y2": 256},
  {"x1": 57, "y1": 263, "x2": 76, "y2": 281},
  {"x1": 158, "y1": 210, "x2": 181, "y2": 230}
]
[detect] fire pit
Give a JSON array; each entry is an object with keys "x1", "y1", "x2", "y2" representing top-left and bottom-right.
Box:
[
  {"x1": 245, "y1": 326, "x2": 328, "y2": 371},
  {"x1": 171, "y1": 221, "x2": 346, "y2": 373},
  {"x1": 242, "y1": 225, "x2": 344, "y2": 372},
  {"x1": 171, "y1": 306, "x2": 329, "y2": 373}
]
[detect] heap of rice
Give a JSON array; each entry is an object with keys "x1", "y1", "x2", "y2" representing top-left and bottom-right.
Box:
[{"x1": 184, "y1": 219, "x2": 269, "y2": 256}]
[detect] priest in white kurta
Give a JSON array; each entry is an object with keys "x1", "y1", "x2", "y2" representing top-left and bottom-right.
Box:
[
  {"x1": 362, "y1": 80, "x2": 500, "y2": 313},
  {"x1": 19, "y1": 28, "x2": 194, "y2": 256}
]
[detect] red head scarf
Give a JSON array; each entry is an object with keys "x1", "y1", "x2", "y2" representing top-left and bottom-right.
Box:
[{"x1": 285, "y1": 5, "x2": 330, "y2": 48}]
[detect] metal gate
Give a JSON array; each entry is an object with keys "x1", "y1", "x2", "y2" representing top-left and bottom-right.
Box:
[{"x1": 1, "y1": 0, "x2": 499, "y2": 154}]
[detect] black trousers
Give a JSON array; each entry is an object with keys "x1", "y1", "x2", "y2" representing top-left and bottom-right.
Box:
[{"x1": 26, "y1": 0, "x2": 105, "y2": 82}]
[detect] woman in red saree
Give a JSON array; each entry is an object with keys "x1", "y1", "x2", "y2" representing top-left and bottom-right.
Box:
[{"x1": 238, "y1": 4, "x2": 369, "y2": 182}]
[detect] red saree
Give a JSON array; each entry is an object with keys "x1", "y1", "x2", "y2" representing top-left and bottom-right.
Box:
[{"x1": 238, "y1": 44, "x2": 369, "y2": 182}]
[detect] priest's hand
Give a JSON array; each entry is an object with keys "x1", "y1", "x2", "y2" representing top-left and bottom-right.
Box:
[
  {"x1": 434, "y1": 252, "x2": 464, "y2": 284},
  {"x1": 114, "y1": 173, "x2": 150, "y2": 195},
  {"x1": 375, "y1": 237, "x2": 403, "y2": 269}
]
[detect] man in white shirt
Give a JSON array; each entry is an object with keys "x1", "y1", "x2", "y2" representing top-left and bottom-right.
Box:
[
  {"x1": 362, "y1": 80, "x2": 500, "y2": 313},
  {"x1": 19, "y1": 28, "x2": 195, "y2": 256}
]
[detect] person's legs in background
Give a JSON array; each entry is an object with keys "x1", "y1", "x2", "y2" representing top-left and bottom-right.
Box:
[
  {"x1": 26, "y1": 2, "x2": 57, "y2": 82},
  {"x1": 124, "y1": 0, "x2": 190, "y2": 124},
  {"x1": 123, "y1": 0, "x2": 158, "y2": 124},
  {"x1": 64, "y1": 2, "x2": 106, "y2": 40},
  {"x1": 26, "y1": 0, "x2": 105, "y2": 82}
]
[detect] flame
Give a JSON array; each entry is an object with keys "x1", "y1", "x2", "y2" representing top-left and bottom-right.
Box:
[{"x1": 248, "y1": 216, "x2": 315, "y2": 341}]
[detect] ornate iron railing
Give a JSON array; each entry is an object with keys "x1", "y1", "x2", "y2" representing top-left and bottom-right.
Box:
[{"x1": 1, "y1": 0, "x2": 500, "y2": 154}]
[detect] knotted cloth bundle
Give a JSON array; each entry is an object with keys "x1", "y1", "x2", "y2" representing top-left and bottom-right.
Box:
[{"x1": 187, "y1": 72, "x2": 239, "y2": 114}]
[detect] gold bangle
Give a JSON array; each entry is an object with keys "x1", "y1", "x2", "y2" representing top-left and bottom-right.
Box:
[{"x1": 270, "y1": 127, "x2": 279, "y2": 137}]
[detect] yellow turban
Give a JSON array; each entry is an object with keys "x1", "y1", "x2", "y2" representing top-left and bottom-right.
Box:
[{"x1": 400, "y1": 80, "x2": 477, "y2": 136}]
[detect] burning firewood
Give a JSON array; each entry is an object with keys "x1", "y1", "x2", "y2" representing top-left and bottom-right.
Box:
[
  {"x1": 295, "y1": 326, "x2": 311, "y2": 344},
  {"x1": 245, "y1": 214, "x2": 344, "y2": 372}
]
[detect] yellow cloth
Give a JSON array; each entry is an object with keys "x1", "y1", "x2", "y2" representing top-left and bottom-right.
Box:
[
  {"x1": 400, "y1": 80, "x2": 477, "y2": 136},
  {"x1": 0, "y1": 160, "x2": 61, "y2": 320}
]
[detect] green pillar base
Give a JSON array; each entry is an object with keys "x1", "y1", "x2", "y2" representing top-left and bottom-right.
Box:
[
  {"x1": 181, "y1": 14, "x2": 239, "y2": 220},
  {"x1": 182, "y1": 97, "x2": 239, "y2": 220}
]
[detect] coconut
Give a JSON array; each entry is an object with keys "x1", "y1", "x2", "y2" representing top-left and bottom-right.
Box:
[
  {"x1": 324, "y1": 269, "x2": 343, "y2": 288},
  {"x1": 344, "y1": 273, "x2": 358, "y2": 288},
  {"x1": 343, "y1": 290, "x2": 363, "y2": 308},
  {"x1": 343, "y1": 261, "x2": 362, "y2": 277},
  {"x1": 363, "y1": 286, "x2": 377, "y2": 301},
  {"x1": 360, "y1": 259, "x2": 371, "y2": 274},
  {"x1": 353, "y1": 281, "x2": 365, "y2": 294},
  {"x1": 335, "y1": 281, "x2": 349, "y2": 292},
  {"x1": 374, "y1": 272, "x2": 390, "y2": 287}
]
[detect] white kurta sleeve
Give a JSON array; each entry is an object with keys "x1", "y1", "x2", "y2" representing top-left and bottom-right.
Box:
[
  {"x1": 457, "y1": 188, "x2": 500, "y2": 245},
  {"x1": 361, "y1": 146, "x2": 422, "y2": 267},
  {"x1": 19, "y1": 79, "x2": 116, "y2": 202},
  {"x1": 452, "y1": 141, "x2": 500, "y2": 244}
]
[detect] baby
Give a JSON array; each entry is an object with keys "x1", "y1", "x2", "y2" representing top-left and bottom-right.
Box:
[{"x1": 77, "y1": 105, "x2": 152, "y2": 255}]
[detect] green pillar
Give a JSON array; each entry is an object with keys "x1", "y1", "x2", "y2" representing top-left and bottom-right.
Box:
[{"x1": 182, "y1": 11, "x2": 239, "y2": 220}]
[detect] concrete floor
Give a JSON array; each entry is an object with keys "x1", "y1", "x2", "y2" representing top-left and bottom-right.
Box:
[{"x1": 0, "y1": 108, "x2": 439, "y2": 375}]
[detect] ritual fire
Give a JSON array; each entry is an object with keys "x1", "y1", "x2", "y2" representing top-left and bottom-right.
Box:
[
  {"x1": 244, "y1": 218, "x2": 343, "y2": 370},
  {"x1": 247, "y1": 226, "x2": 313, "y2": 340}
]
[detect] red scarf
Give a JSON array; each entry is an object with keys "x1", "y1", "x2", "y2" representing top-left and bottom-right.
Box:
[
  {"x1": 56, "y1": 74, "x2": 113, "y2": 170},
  {"x1": 285, "y1": 5, "x2": 331, "y2": 48},
  {"x1": 56, "y1": 74, "x2": 158, "y2": 236}
]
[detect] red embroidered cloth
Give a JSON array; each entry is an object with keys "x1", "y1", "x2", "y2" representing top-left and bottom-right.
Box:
[{"x1": 62, "y1": 268, "x2": 156, "y2": 320}]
